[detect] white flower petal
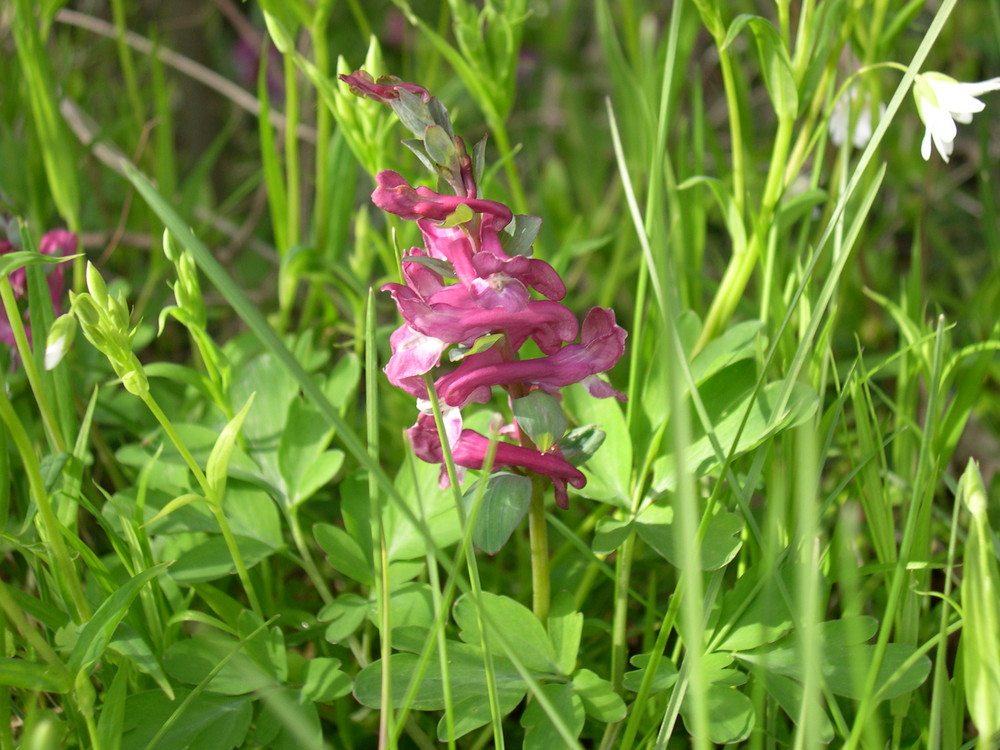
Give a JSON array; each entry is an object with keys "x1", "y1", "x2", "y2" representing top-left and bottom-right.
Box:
[
  {"x1": 932, "y1": 129, "x2": 953, "y2": 162},
  {"x1": 923, "y1": 102, "x2": 958, "y2": 143},
  {"x1": 921, "y1": 128, "x2": 932, "y2": 160},
  {"x1": 959, "y1": 77, "x2": 1000, "y2": 97},
  {"x1": 928, "y1": 78, "x2": 986, "y2": 115}
]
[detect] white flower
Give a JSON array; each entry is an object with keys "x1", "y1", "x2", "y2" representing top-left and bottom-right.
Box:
[
  {"x1": 830, "y1": 87, "x2": 885, "y2": 149},
  {"x1": 914, "y1": 73, "x2": 1000, "y2": 162}
]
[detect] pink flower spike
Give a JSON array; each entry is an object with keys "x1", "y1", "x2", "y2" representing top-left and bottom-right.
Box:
[
  {"x1": 373, "y1": 171, "x2": 512, "y2": 226},
  {"x1": 406, "y1": 414, "x2": 585, "y2": 508},
  {"x1": 438, "y1": 307, "x2": 627, "y2": 407},
  {"x1": 339, "y1": 71, "x2": 431, "y2": 103}
]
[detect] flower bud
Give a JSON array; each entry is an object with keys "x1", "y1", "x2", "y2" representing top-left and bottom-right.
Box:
[{"x1": 44, "y1": 313, "x2": 76, "y2": 370}]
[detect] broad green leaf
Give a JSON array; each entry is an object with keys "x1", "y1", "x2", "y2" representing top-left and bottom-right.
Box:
[
  {"x1": 164, "y1": 632, "x2": 278, "y2": 695},
  {"x1": 300, "y1": 658, "x2": 352, "y2": 702},
  {"x1": 653, "y1": 377, "x2": 819, "y2": 493},
  {"x1": 454, "y1": 592, "x2": 558, "y2": 673},
  {"x1": 520, "y1": 682, "x2": 585, "y2": 749},
  {"x1": 637, "y1": 504, "x2": 743, "y2": 570},
  {"x1": 169, "y1": 535, "x2": 276, "y2": 584},
  {"x1": 573, "y1": 668, "x2": 626, "y2": 722},
  {"x1": 548, "y1": 594, "x2": 583, "y2": 675},
  {"x1": 689, "y1": 320, "x2": 765, "y2": 386},
  {"x1": 69, "y1": 563, "x2": 169, "y2": 673},
  {"x1": 754, "y1": 668, "x2": 834, "y2": 744},
  {"x1": 512, "y1": 391, "x2": 567, "y2": 451},
  {"x1": 463, "y1": 472, "x2": 532, "y2": 555},
  {"x1": 385, "y1": 454, "x2": 461, "y2": 560},
  {"x1": 563, "y1": 383, "x2": 631, "y2": 507},
  {"x1": 712, "y1": 570, "x2": 793, "y2": 652},
  {"x1": 238, "y1": 611, "x2": 287, "y2": 683},
  {"x1": 119, "y1": 690, "x2": 252, "y2": 750},
  {"x1": 252, "y1": 689, "x2": 323, "y2": 750},
  {"x1": 314, "y1": 522, "x2": 372, "y2": 586},
  {"x1": 623, "y1": 652, "x2": 679, "y2": 693},
  {"x1": 319, "y1": 593, "x2": 368, "y2": 644},
  {"x1": 737, "y1": 620, "x2": 930, "y2": 701},
  {"x1": 353, "y1": 642, "x2": 526, "y2": 713},
  {"x1": 278, "y1": 398, "x2": 339, "y2": 507},
  {"x1": 108, "y1": 626, "x2": 174, "y2": 698},
  {"x1": 592, "y1": 518, "x2": 634, "y2": 555},
  {"x1": 681, "y1": 684, "x2": 755, "y2": 744}
]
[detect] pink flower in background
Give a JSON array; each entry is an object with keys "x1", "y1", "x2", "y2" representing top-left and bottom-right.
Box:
[{"x1": 0, "y1": 229, "x2": 75, "y2": 349}]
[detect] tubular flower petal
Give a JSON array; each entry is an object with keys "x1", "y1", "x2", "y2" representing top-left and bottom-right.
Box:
[
  {"x1": 373, "y1": 171, "x2": 512, "y2": 226},
  {"x1": 914, "y1": 73, "x2": 1000, "y2": 162},
  {"x1": 384, "y1": 324, "x2": 448, "y2": 398},
  {"x1": 339, "y1": 71, "x2": 431, "y2": 103},
  {"x1": 382, "y1": 283, "x2": 579, "y2": 352},
  {"x1": 435, "y1": 307, "x2": 627, "y2": 407},
  {"x1": 407, "y1": 414, "x2": 585, "y2": 508}
]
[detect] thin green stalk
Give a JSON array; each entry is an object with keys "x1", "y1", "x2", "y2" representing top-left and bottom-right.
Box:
[
  {"x1": 0, "y1": 389, "x2": 89, "y2": 621},
  {"x1": 0, "y1": 278, "x2": 66, "y2": 452},
  {"x1": 365, "y1": 290, "x2": 394, "y2": 748},
  {"x1": 928, "y1": 494, "x2": 963, "y2": 748},
  {"x1": 486, "y1": 115, "x2": 528, "y2": 215},
  {"x1": 715, "y1": 47, "x2": 746, "y2": 218},
  {"x1": 139, "y1": 393, "x2": 263, "y2": 617},
  {"x1": 424, "y1": 376, "x2": 506, "y2": 749},
  {"x1": 287, "y1": 510, "x2": 334, "y2": 606},
  {"x1": 527, "y1": 476, "x2": 550, "y2": 624},
  {"x1": 696, "y1": 115, "x2": 794, "y2": 350}
]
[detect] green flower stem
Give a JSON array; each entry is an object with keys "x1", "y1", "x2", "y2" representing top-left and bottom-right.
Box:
[
  {"x1": 716, "y1": 47, "x2": 747, "y2": 218},
  {"x1": 0, "y1": 389, "x2": 89, "y2": 621},
  {"x1": 424, "y1": 376, "x2": 506, "y2": 749},
  {"x1": 287, "y1": 510, "x2": 334, "y2": 606},
  {"x1": 608, "y1": 530, "x2": 636, "y2": 695},
  {"x1": 139, "y1": 392, "x2": 264, "y2": 617},
  {"x1": 696, "y1": 114, "x2": 795, "y2": 350},
  {"x1": 0, "y1": 278, "x2": 67, "y2": 453},
  {"x1": 527, "y1": 475, "x2": 550, "y2": 624},
  {"x1": 277, "y1": 54, "x2": 301, "y2": 329}
]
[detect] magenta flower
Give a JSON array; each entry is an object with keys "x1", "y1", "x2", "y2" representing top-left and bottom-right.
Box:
[
  {"x1": 373, "y1": 170, "x2": 511, "y2": 225},
  {"x1": 434, "y1": 307, "x2": 627, "y2": 408},
  {"x1": 339, "y1": 71, "x2": 431, "y2": 104},
  {"x1": 408, "y1": 414, "x2": 586, "y2": 509},
  {"x1": 351, "y1": 72, "x2": 626, "y2": 509}
]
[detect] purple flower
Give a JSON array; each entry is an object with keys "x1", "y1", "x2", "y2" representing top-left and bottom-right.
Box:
[
  {"x1": 339, "y1": 71, "x2": 432, "y2": 104},
  {"x1": 434, "y1": 307, "x2": 627, "y2": 408},
  {"x1": 347, "y1": 73, "x2": 626, "y2": 508},
  {"x1": 407, "y1": 414, "x2": 586, "y2": 508},
  {"x1": 373, "y1": 170, "x2": 512, "y2": 225}
]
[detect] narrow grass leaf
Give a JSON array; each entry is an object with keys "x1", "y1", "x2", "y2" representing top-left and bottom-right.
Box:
[{"x1": 68, "y1": 563, "x2": 169, "y2": 674}]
